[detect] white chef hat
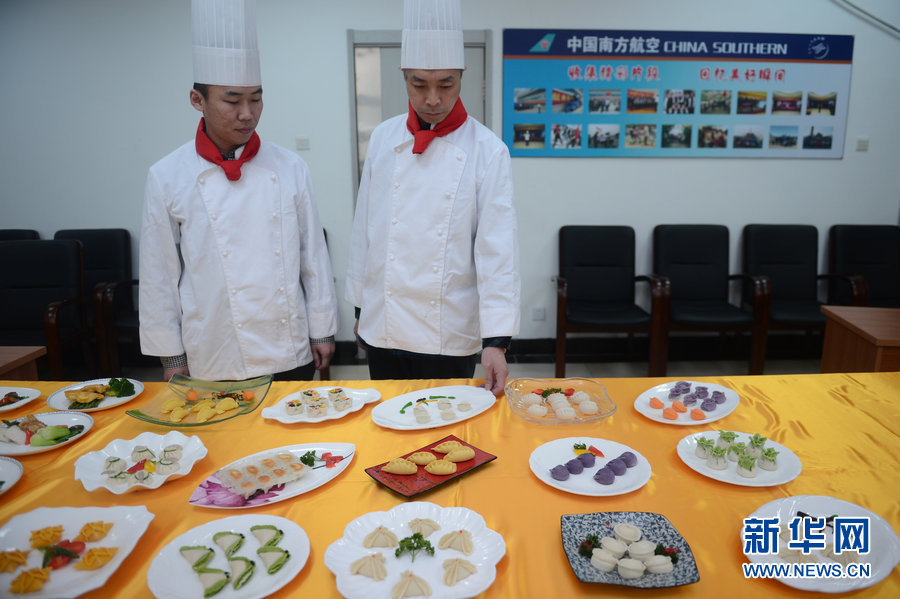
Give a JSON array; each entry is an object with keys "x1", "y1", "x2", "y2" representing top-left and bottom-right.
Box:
[
  {"x1": 400, "y1": 0, "x2": 464, "y2": 70},
  {"x1": 192, "y1": 0, "x2": 261, "y2": 86}
]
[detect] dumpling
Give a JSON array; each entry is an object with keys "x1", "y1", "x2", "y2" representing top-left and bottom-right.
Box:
[
  {"x1": 443, "y1": 446, "x2": 475, "y2": 462},
  {"x1": 408, "y1": 518, "x2": 440, "y2": 538},
  {"x1": 442, "y1": 558, "x2": 477, "y2": 586},
  {"x1": 363, "y1": 526, "x2": 399, "y2": 549},
  {"x1": 438, "y1": 529, "x2": 474, "y2": 555},
  {"x1": 424, "y1": 459, "x2": 457, "y2": 475},
  {"x1": 391, "y1": 570, "x2": 432, "y2": 599},
  {"x1": 74, "y1": 521, "x2": 113, "y2": 542},
  {"x1": 72, "y1": 547, "x2": 118, "y2": 570},
  {"x1": 431, "y1": 440, "x2": 463, "y2": 453},
  {"x1": 30, "y1": 526, "x2": 63, "y2": 549},
  {"x1": 0, "y1": 550, "x2": 29, "y2": 573},
  {"x1": 350, "y1": 553, "x2": 387, "y2": 581},
  {"x1": 407, "y1": 452, "x2": 436, "y2": 466},
  {"x1": 382, "y1": 458, "x2": 418, "y2": 475}
]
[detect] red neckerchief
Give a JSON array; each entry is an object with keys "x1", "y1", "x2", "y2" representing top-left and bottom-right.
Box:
[
  {"x1": 194, "y1": 118, "x2": 261, "y2": 181},
  {"x1": 406, "y1": 98, "x2": 468, "y2": 154}
]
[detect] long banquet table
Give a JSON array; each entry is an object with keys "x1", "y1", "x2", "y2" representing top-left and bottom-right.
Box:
[{"x1": 1, "y1": 372, "x2": 899, "y2": 598}]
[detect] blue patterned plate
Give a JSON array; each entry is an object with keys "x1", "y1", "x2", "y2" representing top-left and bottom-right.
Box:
[{"x1": 561, "y1": 511, "x2": 700, "y2": 588}]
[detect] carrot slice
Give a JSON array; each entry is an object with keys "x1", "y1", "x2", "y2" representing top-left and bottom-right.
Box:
[
  {"x1": 648, "y1": 396, "x2": 664, "y2": 409},
  {"x1": 672, "y1": 400, "x2": 687, "y2": 413},
  {"x1": 662, "y1": 407, "x2": 678, "y2": 420},
  {"x1": 690, "y1": 409, "x2": 706, "y2": 420}
]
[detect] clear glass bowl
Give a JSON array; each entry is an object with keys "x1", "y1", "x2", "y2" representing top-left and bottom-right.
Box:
[{"x1": 505, "y1": 377, "x2": 616, "y2": 424}]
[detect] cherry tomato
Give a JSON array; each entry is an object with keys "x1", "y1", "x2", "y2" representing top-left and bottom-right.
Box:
[{"x1": 564, "y1": 388, "x2": 575, "y2": 396}]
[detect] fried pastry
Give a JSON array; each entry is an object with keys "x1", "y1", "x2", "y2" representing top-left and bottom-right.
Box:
[
  {"x1": 443, "y1": 446, "x2": 475, "y2": 462},
  {"x1": 438, "y1": 529, "x2": 474, "y2": 555},
  {"x1": 382, "y1": 458, "x2": 418, "y2": 475},
  {"x1": 408, "y1": 518, "x2": 440, "y2": 538},
  {"x1": 442, "y1": 558, "x2": 477, "y2": 586},
  {"x1": 424, "y1": 459, "x2": 457, "y2": 475},
  {"x1": 363, "y1": 526, "x2": 399, "y2": 549},
  {"x1": 407, "y1": 452, "x2": 436, "y2": 466},
  {"x1": 75, "y1": 521, "x2": 114, "y2": 542},
  {"x1": 391, "y1": 570, "x2": 431, "y2": 599},
  {"x1": 350, "y1": 553, "x2": 388, "y2": 581},
  {"x1": 73, "y1": 547, "x2": 118, "y2": 570},
  {"x1": 431, "y1": 440, "x2": 463, "y2": 453}
]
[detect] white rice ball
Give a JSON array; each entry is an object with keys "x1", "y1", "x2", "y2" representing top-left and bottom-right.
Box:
[
  {"x1": 526, "y1": 403, "x2": 548, "y2": 417},
  {"x1": 521, "y1": 393, "x2": 543, "y2": 406},
  {"x1": 555, "y1": 406, "x2": 577, "y2": 420},
  {"x1": 578, "y1": 400, "x2": 599, "y2": 415},
  {"x1": 546, "y1": 392, "x2": 567, "y2": 404},
  {"x1": 570, "y1": 390, "x2": 591, "y2": 404}
]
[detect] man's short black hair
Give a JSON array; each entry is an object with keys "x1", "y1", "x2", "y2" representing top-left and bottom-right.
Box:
[{"x1": 193, "y1": 82, "x2": 209, "y2": 98}]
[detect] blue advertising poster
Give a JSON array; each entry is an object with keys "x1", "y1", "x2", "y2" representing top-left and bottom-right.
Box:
[{"x1": 502, "y1": 30, "x2": 854, "y2": 158}]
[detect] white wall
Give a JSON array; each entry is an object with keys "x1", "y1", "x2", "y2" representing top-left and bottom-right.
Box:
[{"x1": 1, "y1": 0, "x2": 898, "y2": 342}]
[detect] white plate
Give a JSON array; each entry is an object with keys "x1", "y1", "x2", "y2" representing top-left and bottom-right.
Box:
[
  {"x1": 0, "y1": 505, "x2": 154, "y2": 598},
  {"x1": 529, "y1": 437, "x2": 652, "y2": 497},
  {"x1": 0, "y1": 411, "x2": 94, "y2": 456},
  {"x1": 676, "y1": 431, "x2": 802, "y2": 487},
  {"x1": 324, "y1": 501, "x2": 506, "y2": 599},
  {"x1": 73, "y1": 431, "x2": 208, "y2": 494},
  {"x1": 47, "y1": 378, "x2": 144, "y2": 412},
  {"x1": 371, "y1": 385, "x2": 496, "y2": 430},
  {"x1": 744, "y1": 495, "x2": 900, "y2": 593},
  {"x1": 189, "y1": 442, "x2": 354, "y2": 509},
  {"x1": 261, "y1": 386, "x2": 381, "y2": 424},
  {"x1": 147, "y1": 514, "x2": 309, "y2": 599},
  {"x1": 0, "y1": 456, "x2": 24, "y2": 495},
  {"x1": 0, "y1": 386, "x2": 42, "y2": 413},
  {"x1": 633, "y1": 380, "x2": 739, "y2": 425}
]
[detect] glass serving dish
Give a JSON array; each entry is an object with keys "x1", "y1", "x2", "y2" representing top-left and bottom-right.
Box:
[
  {"x1": 126, "y1": 373, "x2": 272, "y2": 427},
  {"x1": 505, "y1": 377, "x2": 616, "y2": 424}
]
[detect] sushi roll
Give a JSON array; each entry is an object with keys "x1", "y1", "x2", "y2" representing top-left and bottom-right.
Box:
[
  {"x1": 306, "y1": 402, "x2": 328, "y2": 418},
  {"x1": 285, "y1": 399, "x2": 304, "y2": 415},
  {"x1": 161, "y1": 444, "x2": 183, "y2": 461},
  {"x1": 103, "y1": 456, "x2": 126, "y2": 473},
  {"x1": 327, "y1": 388, "x2": 347, "y2": 400},
  {"x1": 333, "y1": 396, "x2": 352, "y2": 411},
  {"x1": 156, "y1": 459, "x2": 180, "y2": 476},
  {"x1": 301, "y1": 389, "x2": 320, "y2": 401},
  {"x1": 131, "y1": 445, "x2": 155, "y2": 462}
]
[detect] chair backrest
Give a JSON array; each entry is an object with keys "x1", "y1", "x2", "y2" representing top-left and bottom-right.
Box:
[
  {"x1": 654, "y1": 224, "x2": 730, "y2": 301},
  {"x1": 54, "y1": 229, "x2": 132, "y2": 295},
  {"x1": 829, "y1": 224, "x2": 900, "y2": 306},
  {"x1": 559, "y1": 225, "x2": 636, "y2": 304},
  {"x1": 0, "y1": 229, "x2": 40, "y2": 240},
  {"x1": 743, "y1": 224, "x2": 818, "y2": 301},
  {"x1": 0, "y1": 239, "x2": 84, "y2": 332}
]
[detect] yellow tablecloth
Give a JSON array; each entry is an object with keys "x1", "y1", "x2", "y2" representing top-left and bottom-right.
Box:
[{"x1": 1, "y1": 373, "x2": 899, "y2": 598}]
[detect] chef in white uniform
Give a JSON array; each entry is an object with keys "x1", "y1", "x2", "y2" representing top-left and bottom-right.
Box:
[
  {"x1": 345, "y1": 0, "x2": 520, "y2": 395},
  {"x1": 140, "y1": 0, "x2": 338, "y2": 381}
]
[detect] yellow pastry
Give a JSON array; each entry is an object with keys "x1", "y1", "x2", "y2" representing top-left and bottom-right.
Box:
[
  {"x1": 424, "y1": 459, "x2": 457, "y2": 475},
  {"x1": 408, "y1": 518, "x2": 440, "y2": 537},
  {"x1": 431, "y1": 440, "x2": 463, "y2": 453},
  {"x1": 195, "y1": 405, "x2": 218, "y2": 422},
  {"x1": 74, "y1": 521, "x2": 114, "y2": 542},
  {"x1": 439, "y1": 529, "x2": 474, "y2": 555},
  {"x1": 169, "y1": 406, "x2": 189, "y2": 422},
  {"x1": 191, "y1": 399, "x2": 216, "y2": 413},
  {"x1": 0, "y1": 550, "x2": 29, "y2": 573},
  {"x1": 349, "y1": 553, "x2": 387, "y2": 581},
  {"x1": 215, "y1": 397, "x2": 239, "y2": 412},
  {"x1": 73, "y1": 547, "x2": 118, "y2": 570},
  {"x1": 9, "y1": 567, "x2": 51, "y2": 594},
  {"x1": 381, "y1": 458, "x2": 418, "y2": 475},
  {"x1": 161, "y1": 397, "x2": 185, "y2": 413},
  {"x1": 29, "y1": 525, "x2": 63, "y2": 549},
  {"x1": 363, "y1": 526, "x2": 399, "y2": 549},
  {"x1": 407, "y1": 452, "x2": 436, "y2": 466},
  {"x1": 443, "y1": 446, "x2": 475, "y2": 462}
]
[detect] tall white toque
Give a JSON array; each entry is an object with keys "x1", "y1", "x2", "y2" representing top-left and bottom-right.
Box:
[
  {"x1": 192, "y1": 0, "x2": 261, "y2": 86},
  {"x1": 400, "y1": 0, "x2": 464, "y2": 70}
]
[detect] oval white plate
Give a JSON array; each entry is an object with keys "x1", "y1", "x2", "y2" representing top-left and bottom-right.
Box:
[
  {"x1": 0, "y1": 386, "x2": 42, "y2": 413},
  {"x1": 74, "y1": 430, "x2": 208, "y2": 494},
  {"x1": 0, "y1": 456, "x2": 24, "y2": 495},
  {"x1": 371, "y1": 385, "x2": 496, "y2": 430},
  {"x1": 261, "y1": 386, "x2": 381, "y2": 424},
  {"x1": 676, "y1": 431, "x2": 802, "y2": 487},
  {"x1": 744, "y1": 495, "x2": 900, "y2": 593},
  {"x1": 0, "y1": 411, "x2": 93, "y2": 456},
  {"x1": 190, "y1": 442, "x2": 354, "y2": 509},
  {"x1": 47, "y1": 378, "x2": 144, "y2": 412},
  {"x1": 529, "y1": 437, "x2": 652, "y2": 497},
  {"x1": 0, "y1": 505, "x2": 154, "y2": 599},
  {"x1": 324, "y1": 501, "x2": 506, "y2": 599},
  {"x1": 633, "y1": 380, "x2": 739, "y2": 425},
  {"x1": 148, "y1": 514, "x2": 309, "y2": 599}
]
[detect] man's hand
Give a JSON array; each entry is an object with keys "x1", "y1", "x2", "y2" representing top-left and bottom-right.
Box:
[
  {"x1": 311, "y1": 342, "x2": 336, "y2": 370},
  {"x1": 163, "y1": 365, "x2": 190, "y2": 381},
  {"x1": 481, "y1": 347, "x2": 509, "y2": 396}
]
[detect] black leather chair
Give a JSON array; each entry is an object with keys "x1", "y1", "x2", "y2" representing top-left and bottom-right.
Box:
[
  {"x1": 54, "y1": 229, "x2": 134, "y2": 374},
  {"x1": 829, "y1": 225, "x2": 900, "y2": 308},
  {"x1": 653, "y1": 224, "x2": 770, "y2": 374},
  {"x1": 0, "y1": 229, "x2": 40, "y2": 240},
  {"x1": 0, "y1": 239, "x2": 92, "y2": 379},
  {"x1": 555, "y1": 226, "x2": 668, "y2": 377}
]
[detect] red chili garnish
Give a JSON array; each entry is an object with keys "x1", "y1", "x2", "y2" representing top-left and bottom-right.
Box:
[
  {"x1": 588, "y1": 445, "x2": 605, "y2": 457},
  {"x1": 127, "y1": 459, "x2": 147, "y2": 473},
  {"x1": 24, "y1": 430, "x2": 34, "y2": 445},
  {"x1": 533, "y1": 389, "x2": 543, "y2": 395},
  {"x1": 564, "y1": 388, "x2": 575, "y2": 396},
  {"x1": 324, "y1": 454, "x2": 344, "y2": 468}
]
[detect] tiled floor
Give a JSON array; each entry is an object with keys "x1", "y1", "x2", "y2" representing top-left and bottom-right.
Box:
[{"x1": 123, "y1": 358, "x2": 821, "y2": 383}]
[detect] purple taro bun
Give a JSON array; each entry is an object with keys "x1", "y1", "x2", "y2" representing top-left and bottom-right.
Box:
[
  {"x1": 593, "y1": 466, "x2": 615, "y2": 485},
  {"x1": 565, "y1": 458, "x2": 584, "y2": 474},
  {"x1": 550, "y1": 464, "x2": 570, "y2": 481},
  {"x1": 618, "y1": 451, "x2": 637, "y2": 468},
  {"x1": 607, "y1": 458, "x2": 627, "y2": 476},
  {"x1": 577, "y1": 452, "x2": 596, "y2": 467}
]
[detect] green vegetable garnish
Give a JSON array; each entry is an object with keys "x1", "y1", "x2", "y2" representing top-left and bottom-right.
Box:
[
  {"x1": 108, "y1": 377, "x2": 136, "y2": 397},
  {"x1": 748, "y1": 433, "x2": 767, "y2": 448},
  {"x1": 540, "y1": 388, "x2": 563, "y2": 398},
  {"x1": 761, "y1": 447, "x2": 779, "y2": 461},
  {"x1": 718, "y1": 431, "x2": 738, "y2": 442},
  {"x1": 299, "y1": 451, "x2": 318, "y2": 467},
  {"x1": 710, "y1": 446, "x2": 727, "y2": 458},
  {"x1": 728, "y1": 442, "x2": 746, "y2": 456},
  {"x1": 573, "y1": 442, "x2": 586, "y2": 450},
  {"x1": 738, "y1": 454, "x2": 757, "y2": 470},
  {"x1": 654, "y1": 543, "x2": 679, "y2": 564},
  {"x1": 578, "y1": 534, "x2": 600, "y2": 558},
  {"x1": 399, "y1": 401, "x2": 413, "y2": 414},
  {"x1": 394, "y1": 533, "x2": 434, "y2": 562},
  {"x1": 41, "y1": 544, "x2": 81, "y2": 568},
  {"x1": 696, "y1": 437, "x2": 715, "y2": 450}
]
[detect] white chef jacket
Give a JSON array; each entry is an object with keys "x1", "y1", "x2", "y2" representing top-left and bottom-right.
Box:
[
  {"x1": 140, "y1": 138, "x2": 338, "y2": 380},
  {"x1": 345, "y1": 114, "x2": 520, "y2": 356}
]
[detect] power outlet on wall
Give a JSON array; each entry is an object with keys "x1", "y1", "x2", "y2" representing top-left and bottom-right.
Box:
[{"x1": 532, "y1": 307, "x2": 546, "y2": 321}]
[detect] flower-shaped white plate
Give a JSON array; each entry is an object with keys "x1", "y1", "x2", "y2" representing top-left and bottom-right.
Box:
[
  {"x1": 0, "y1": 456, "x2": 24, "y2": 495},
  {"x1": 371, "y1": 385, "x2": 495, "y2": 430},
  {"x1": 529, "y1": 437, "x2": 652, "y2": 497},
  {"x1": 324, "y1": 501, "x2": 506, "y2": 599},
  {"x1": 261, "y1": 386, "x2": 381, "y2": 424},
  {"x1": 73, "y1": 430, "x2": 208, "y2": 494},
  {"x1": 0, "y1": 386, "x2": 42, "y2": 413},
  {"x1": 634, "y1": 380, "x2": 739, "y2": 425},
  {"x1": 0, "y1": 411, "x2": 93, "y2": 456},
  {"x1": 0, "y1": 505, "x2": 154, "y2": 598},
  {"x1": 744, "y1": 495, "x2": 900, "y2": 593},
  {"x1": 147, "y1": 514, "x2": 309, "y2": 599},
  {"x1": 190, "y1": 442, "x2": 354, "y2": 509},
  {"x1": 47, "y1": 378, "x2": 144, "y2": 412},
  {"x1": 676, "y1": 431, "x2": 802, "y2": 487}
]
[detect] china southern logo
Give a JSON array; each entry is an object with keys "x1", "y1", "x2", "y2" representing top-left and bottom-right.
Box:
[
  {"x1": 808, "y1": 36, "x2": 829, "y2": 59},
  {"x1": 530, "y1": 33, "x2": 555, "y2": 52}
]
